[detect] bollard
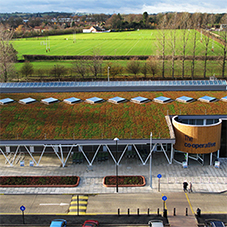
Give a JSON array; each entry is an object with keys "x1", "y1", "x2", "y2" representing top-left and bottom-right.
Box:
[
  {"x1": 173, "y1": 208, "x2": 176, "y2": 216},
  {"x1": 118, "y1": 208, "x2": 120, "y2": 216},
  {"x1": 186, "y1": 208, "x2": 188, "y2": 216},
  {"x1": 147, "y1": 208, "x2": 150, "y2": 216},
  {"x1": 163, "y1": 209, "x2": 167, "y2": 218},
  {"x1": 137, "y1": 208, "x2": 140, "y2": 216},
  {"x1": 196, "y1": 208, "x2": 201, "y2": 217},
  {"x1": 157, "y1": 208, "x2": 159, "y2": 216},
  {"x1": 128, "y1": 208, "x2": 130, "y2": 216}
]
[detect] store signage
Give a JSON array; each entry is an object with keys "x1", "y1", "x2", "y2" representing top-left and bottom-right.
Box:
[{"x1": 184, "y1": 135, "x2": 216, "y2": 149}]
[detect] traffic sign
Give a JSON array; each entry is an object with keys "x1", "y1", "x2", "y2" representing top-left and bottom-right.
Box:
[
  {"x1": 162, "y1": 196, "x2": 167, "y2": 201},
  {"x1": 20, "y1": 205, "x2": 26, "y2": 211},
  {"x1": 157, "y1": 174, "x2": 162, "y2": 178}
]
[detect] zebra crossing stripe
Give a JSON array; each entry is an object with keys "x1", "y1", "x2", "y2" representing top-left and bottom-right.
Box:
[
  {"x1": 69, "y1": 206, "x2": 87, "y2": 210},
  {"x1": 71, "y1": 201, "x2": 87, "y2": 204},
  {"x1": 68, "y1": 194, "x2": 88, "y2": 214},
  {"x1": 72, "y1": 196, "x2": 88, "y2": 200}
]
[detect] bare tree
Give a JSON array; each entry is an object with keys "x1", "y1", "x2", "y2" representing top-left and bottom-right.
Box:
[
  {"x1": 37, "y1": 68, "x2": 45, "y2": 81},
  {"x1": 50, "y1": 64, "x2": 67, "y2": 81},
  {"x1": 219, "y1": 15, "x2": 227, "y2": 78},
  {"x1": 72, "y1": 59, "x2": 88, "y2": 79},
  {"x1": 146, "y1": 56, "x2": 158, "y2": 78},
  {"x1": 140, "y1": 62, "x2": 148, "y2": 78},
  {"x1": 178, "y1": 13, "x2": 191, "y2": 78},
  {"x1": 20, "y1": 61, "x2": 34, "y2": 81},
  {"x1": 126, "y1": 57, "x2": 140, "y2": 77},
  {"x1": 105, "y1": 63, "x2": 123, "y2": 79},
  {"x1": 168, "y1": 13, "x2": 178, "y2": 78},
  {"x1": 0, "y1": 25, "x2": 17, "y2": 82},
  {"x1": 156, "y1": 15, "x2": 168, "y2": 78},
  {"x1": 90, "y1": 48, "x2": 103, "y2": 79},
  {"x1": 202, "y1": 33, "x2": 210, "y2": 78},
  {"x1": 190, "y1": 13, "x2": 201, "y2": 79}
]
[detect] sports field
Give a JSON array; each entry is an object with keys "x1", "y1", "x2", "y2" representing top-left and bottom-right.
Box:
[{"x1": 13, "y1": 30, "x2": 223, "y2": 59}]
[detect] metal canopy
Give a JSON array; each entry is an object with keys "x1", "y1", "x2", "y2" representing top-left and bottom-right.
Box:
[{"x1": 0, "y1": 139, "x2": 175, "y2": 167}]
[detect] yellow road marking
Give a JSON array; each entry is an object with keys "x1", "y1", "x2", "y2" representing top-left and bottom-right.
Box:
[
  {"x1": 71, "y1": 201, "x2": 87, "y2": 205},
  {"x1": 72, "y1": 196, "x2": 88, "y2": 200},
  {"x1": 200, "y1": 211, "x2": 227, "y2": 214},
  {"x1": 68, "y1": 212, "x2": 86, "y2": 215},
  {"x1": 69, "y1": 206, "x2": 87, "y2": 209},
  {"x1": 185, "y1": 193, "x2": 195, "y2": 214}
]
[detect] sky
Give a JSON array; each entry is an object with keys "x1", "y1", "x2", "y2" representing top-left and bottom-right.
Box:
[{"x1": 1, "y1": 0, "x2": 227, "y2": 14}]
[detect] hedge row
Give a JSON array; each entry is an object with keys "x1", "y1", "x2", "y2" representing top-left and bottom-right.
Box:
[{"x1": 23, "y1": 55, "x2": 224, "y2": 61}]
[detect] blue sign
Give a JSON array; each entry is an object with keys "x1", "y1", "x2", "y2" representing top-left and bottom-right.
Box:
[
  {"x1": 157, "y1": 174, "x2": 162, "y2": 179},
  {"x1": 20, "y1": 205, "x2": 26, "y2": 211},
  {"x1": 162, "y1": 196, "x2": 167, "y2": 201}
]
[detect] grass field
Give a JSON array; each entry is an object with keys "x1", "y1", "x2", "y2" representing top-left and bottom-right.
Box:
[
  {"x1": 1, "y1": 91, "x2": 226, "y2": 140},
  {"x1": 13, "y1": 29, "x2": 224, "y2": 59}
]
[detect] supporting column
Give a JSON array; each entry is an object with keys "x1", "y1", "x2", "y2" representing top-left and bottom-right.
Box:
[
  {"x1": 217, "y1": 150, "x2": 220, "y2": 159},
  {"x1": 170, "y1": 144, "x2": 174, "y2": 164},
  {"x1": 6, "y1": 146, "x2": 10, "y2": 153},
  {"x1": 210, "y1": 152, "x2": 213, "y2": 166}
]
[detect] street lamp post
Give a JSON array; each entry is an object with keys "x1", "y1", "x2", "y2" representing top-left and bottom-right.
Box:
[
  {"x1": 150, "y1": 132, "x2": 152, "y2": 188},
  {"x1": 114, "y1": 137, "x2": 119, "y2": 193},
  {"x1": 107, "y1": 66, "x2": 110, "y2": 82}
]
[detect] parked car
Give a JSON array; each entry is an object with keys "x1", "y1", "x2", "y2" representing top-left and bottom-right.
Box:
[
  {"x1": 82, "y1": 220, "x2": 99, "y2": 227},
  {"x1": 148, "y1": 220, "x2": 164, "y2": 227},
  {"x1": 50, "y1": 219, "x2": 67, "y2": 227},
  {"x1": 208, "y1": 221, "x2": 225, "y2": 227}
]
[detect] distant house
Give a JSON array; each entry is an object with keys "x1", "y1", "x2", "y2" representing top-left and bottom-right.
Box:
[
  {"x1": 83, "y1": 26, "x2": 109, "y2": 33},
  {"x1": 33, "y1": 26, "x2": 49, "y2": 33},
  {"x1": 220, "y1": 24, "x2": 227, "y2": 31}
]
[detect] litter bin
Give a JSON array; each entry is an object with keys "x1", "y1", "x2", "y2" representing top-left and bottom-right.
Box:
[{"x1": 196, "y1": 208, "x2": 201, "y2": 217}]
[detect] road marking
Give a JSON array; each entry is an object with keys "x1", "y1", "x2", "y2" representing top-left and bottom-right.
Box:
[
  {"x1": 71, "y1": 201, "x2": 87, "y2": 204},
  {"x1": 185, "y1": 193, "x2": 194, "y2": 214},
  {"x1": 39, "y1": 203, "x2": 69, "y2": 206}
]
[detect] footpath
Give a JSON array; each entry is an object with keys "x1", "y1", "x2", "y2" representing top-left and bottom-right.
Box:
[{"x1": 0, "y1": 154, "x2": 227, "y2": 226}]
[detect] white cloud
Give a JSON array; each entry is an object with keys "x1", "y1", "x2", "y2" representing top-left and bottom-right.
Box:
[
  {"x1": 0, "y1": 0, "x2": 227, "y2": 14},
  {"x1": 141, "y1": 2, "x2": 227, "y2": 14}
]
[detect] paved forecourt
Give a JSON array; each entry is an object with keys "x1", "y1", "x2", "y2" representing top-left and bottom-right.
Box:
[{"x1": 0, "y1": 153, "x2": 226, "y2": 195}]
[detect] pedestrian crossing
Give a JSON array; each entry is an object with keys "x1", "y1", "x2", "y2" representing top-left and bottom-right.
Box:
[{"x1": 68, "y1": 195, "x2": 88, "y2": 215}]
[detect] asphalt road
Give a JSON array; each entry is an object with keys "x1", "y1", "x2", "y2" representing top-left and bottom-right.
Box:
[{"x1": 1, "y1": 193, "x2": 226, "y2": 216}]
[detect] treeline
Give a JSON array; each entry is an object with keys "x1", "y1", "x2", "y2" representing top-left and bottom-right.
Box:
[
  {"x1": 17, "y1": 56, "x2": 226, "y2": 83},
  {"x1": 1, "y1": 12, "x2": 227, "y2": 34},
  {"x1": 23, "y1": 55, "x2": 224, "y2": 61}
]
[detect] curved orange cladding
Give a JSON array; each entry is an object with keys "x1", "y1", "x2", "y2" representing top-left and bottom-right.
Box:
[{"x1": 172, "y1": 116, "x2": 222, "y2": 154}]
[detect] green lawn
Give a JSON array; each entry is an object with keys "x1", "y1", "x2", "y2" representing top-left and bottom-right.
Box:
[{"x1": 13, "y1": 29, "x2": 224, "y2": 59}]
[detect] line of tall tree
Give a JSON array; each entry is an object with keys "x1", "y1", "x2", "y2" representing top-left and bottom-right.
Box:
[{"x1": 156, "y1": 12, "x2": 227, "y2": 79}]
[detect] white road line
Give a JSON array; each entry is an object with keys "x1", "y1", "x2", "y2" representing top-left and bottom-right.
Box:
[{"x1": 39, "y1": 203, "x2": 69, "y2": 206}]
